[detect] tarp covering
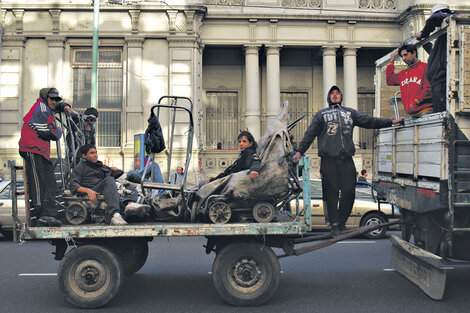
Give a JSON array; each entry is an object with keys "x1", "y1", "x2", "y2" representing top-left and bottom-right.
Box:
[{"x1": 192, "y1": 101, "x2": 293, "y2": 221}]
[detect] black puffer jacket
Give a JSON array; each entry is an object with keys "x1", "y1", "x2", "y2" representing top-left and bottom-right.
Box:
[
  {"x1": 210, "y1": 144, "x2": 261, "y2": 182},
  {"x1": 296, "y1": 87, "x2": 393, "y2": 158},
  {"x1": 69, "y1": 160, "x2": 124, "y2": 193}
]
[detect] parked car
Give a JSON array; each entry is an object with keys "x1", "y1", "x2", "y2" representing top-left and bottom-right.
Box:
[
  {"x1": 290, "y1": 179, "x2": 399, "y2": 239},
  {"x1": 0, "y1": 180, "x2": 26, "y2": 239}
]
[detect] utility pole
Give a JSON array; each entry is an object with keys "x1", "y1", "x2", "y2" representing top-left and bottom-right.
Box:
[{"x1": 91, "y1": 0, "x2": 100, "y2": 108}]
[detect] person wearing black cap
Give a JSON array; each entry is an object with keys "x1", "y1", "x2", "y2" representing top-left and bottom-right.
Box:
[
  {"x1": 83, "y1": 107, "x2": 99, "y2": 146},
  {"x1": 293, "y1": 86, "x2": 404, "y2": 235},
  {"x1": 416, "y1": 4, "x2": 458, "y2": 113},
  {"x1": 19, "y1": 87, "x2": 74, "y2": 226}
]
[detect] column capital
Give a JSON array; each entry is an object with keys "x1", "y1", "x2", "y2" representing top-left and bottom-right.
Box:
[
  {"x1": 322, "y1": 46, "x2": 339, "y2": 56},
  {"x1": 46, "y1": 36, "x2": 66, "y2": 48},
  {"x1": 265, "y1": 45, "x2": 283, "y2": 55},
  {"x1": 1, "y1": 36, "x2": 26, "y2": 47},
  {"x1": 343, "y1": 46, "x2": 360, "y2": 56},
  {"x1": 125, "y1": 36, "x2": 145, "y2": 48},
  {"x1": 244, "y1": 44, "x2": 261, "y2": 55}
]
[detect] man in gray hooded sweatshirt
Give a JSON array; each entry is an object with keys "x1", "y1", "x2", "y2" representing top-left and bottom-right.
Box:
[{"x1": 293, "y1": 86, "x2": 404, "y2": 235}]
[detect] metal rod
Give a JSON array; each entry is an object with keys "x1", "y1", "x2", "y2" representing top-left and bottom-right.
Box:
[{"x1": 11, "y1": 165, "x2": 18, "y2": 242}]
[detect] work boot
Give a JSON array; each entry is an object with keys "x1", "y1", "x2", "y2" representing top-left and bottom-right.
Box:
[
  {"x1": 331, "y1": 223, "x2": 341, "y2": 236},
  {"x1": 340, "y1": 224, "x2": 349, "y2": 232},
  {"x1": 37, "y1": 216, "x2": 62, "y2": 227},
  {"x1": 110, "y1": 213, "x2": 128, "y2": 225},
  {"x1": 124, "y1": 203, "x2": 151, "y2": 218}
]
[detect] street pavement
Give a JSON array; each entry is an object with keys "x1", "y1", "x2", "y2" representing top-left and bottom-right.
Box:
[{"x1": 1, "y1": 232, "x2": 469, "y2": 313}]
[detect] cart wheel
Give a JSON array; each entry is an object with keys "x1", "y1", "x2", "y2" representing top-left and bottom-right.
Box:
[
  {"x1": 114, "y1": 240, "x2": 149, "y2": 275},
  {"x1": 65, "y1": 202, "x2": 88, "y2": 225},
  {"x1": 58, "y1": 245, "x2": 124, "y2": 308},
  {"x1": 208, "y1": 201, "x2": 232, "y2": 224},
  {"x1": 212, "y1": 242, "x2": 280, "y2": 306},
  {"x1": 252, "y1": 202, "x2": 276, "y2": 223}
]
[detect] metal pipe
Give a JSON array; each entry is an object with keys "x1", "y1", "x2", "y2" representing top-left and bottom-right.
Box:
[{"x1": 91, "y1": 0, "x2": 100, "y2": 109}]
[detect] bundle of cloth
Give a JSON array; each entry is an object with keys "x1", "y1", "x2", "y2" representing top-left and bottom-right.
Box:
[{"x1": 191, "y1": 101, "x2": 294, "y2": 223}]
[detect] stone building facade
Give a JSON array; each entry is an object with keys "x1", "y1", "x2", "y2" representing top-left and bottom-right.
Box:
[{"x1": 0, "y1": 0, "x2": 468, "y2": 182}]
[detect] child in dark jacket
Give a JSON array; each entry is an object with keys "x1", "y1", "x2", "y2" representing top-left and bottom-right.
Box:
[{"x1": 209, "y1": 131, "x2": 261, "y2": 182}]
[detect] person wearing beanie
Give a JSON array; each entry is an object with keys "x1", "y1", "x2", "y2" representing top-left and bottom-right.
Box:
[
  {"x1": 19, "y1": 87, "x2": 75, "y2": 227},
  {"x1": 293, "y1": 85, "x2": 404, "y2": 236}
]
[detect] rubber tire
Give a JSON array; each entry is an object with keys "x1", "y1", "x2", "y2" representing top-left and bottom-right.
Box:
[
  {"x1": 58, "y1": 245, "x2": 124, "y2": 308},
  {"x1": 361, "y1": 213, "x2": 388, "y2": 239},
  {"x1": 114, "y1": 240, "x2": 149, "y2": 275},
  {"x1": 0, "y1": 230, "x2": 13, "y2": 241},
  {"x1": 212, "y1": 242, "x2": 281, "y2": 306}
]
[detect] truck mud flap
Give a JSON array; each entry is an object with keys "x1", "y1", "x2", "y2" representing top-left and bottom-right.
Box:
[{"x1": 391, "y1": 235, "x2": 446, "y2": 300}]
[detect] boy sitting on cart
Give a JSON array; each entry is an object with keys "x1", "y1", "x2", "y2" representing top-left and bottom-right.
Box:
[{"x1": 69, "y1": 144, "x2": 150, "y2": 225}]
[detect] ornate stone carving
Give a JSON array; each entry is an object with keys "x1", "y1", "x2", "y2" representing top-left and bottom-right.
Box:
[
  {"x1": 185, "y1": 10, "x2": 195, "y2": 34},
  {"x1": 281, "y1": 0, "x2": 321, "y2": 9},
  {"x1": 12, "y1": 9, "x2": 24, "y2": 34},
  {"x1": 129, "y1": 10, "x2": 140, "y2": 34},
  {"x1": 49, "y1": 10, "x2": 61, "y2": 34},
  {"x1": 166, "y1": 10, "x2": 178, "y2": 34},
  {"x1": 46, "y1": 36, "x2": 66, "y2": 48},
  {"x1": 359, "y1": 0, "x2": 396, "y2": 10},
  {"x1": 203, "y1": 0, "x2": 243, "y2": 5},
  {"x1": 125, "y1": 36, "x2": 145, "y2": 48}
]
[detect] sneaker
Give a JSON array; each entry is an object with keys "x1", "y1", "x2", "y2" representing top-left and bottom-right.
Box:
[
  {"x1": 331, "y1": 223, "x2": 341, "y2": 236},
  {"x1": 110, "y1": 213, "x2": 128, "y2": 225},
  {"x1": 37, "y1": 216, "x2": 62, "y2": 227},
  {"x1": 124, "y1": 203, "x2": 150, "y2": 218}
]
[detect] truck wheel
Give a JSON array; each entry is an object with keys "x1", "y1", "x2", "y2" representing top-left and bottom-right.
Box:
[
  {"x1": 58, "y1": 245, "x2": 124, "y2": 308},
  {"x1": 212, "y1": 242, "x2": 280, "y2": 306},
  {"x1": 116, "y1": 240, "x2": 149, "y2": 275},
  {"x1": 361, "y1": 213, "x2": 388, "y2": 239}
]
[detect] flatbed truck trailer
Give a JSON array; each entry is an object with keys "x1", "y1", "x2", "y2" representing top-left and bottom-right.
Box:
[
  {"x1": 10, "y1": 158, "x2": 395, "y2": 309},
  {"x1": 373, "y1": 15, "x2": 470, "y2": 300}
]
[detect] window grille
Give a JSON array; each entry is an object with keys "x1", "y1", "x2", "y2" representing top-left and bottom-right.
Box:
[
  {"x1": 205, "y1": 91, "x2": 239, "y2": 149},
  {"x1": 358, "y1": 92, "x2": 375, "y2": 149},
  {"x1": 72, "y1": 48, "x2": 123, "y2": 147},
  {"x1": 281, "y1": 92, "x2": 311, "y2": 149}
]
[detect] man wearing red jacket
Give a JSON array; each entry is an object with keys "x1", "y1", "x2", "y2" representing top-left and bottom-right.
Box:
[
  {"x1": 19, "y1": 87, "x2": 74, "y2": 226},
  {"x1": 386, "y1": 44, "x2": 432, "y2": 117}
]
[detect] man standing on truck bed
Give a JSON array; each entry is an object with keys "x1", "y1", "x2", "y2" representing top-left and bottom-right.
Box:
[
  {"x1": 293, "y1": 86, "x2": 404, "y2": 236},
  {"x1": 416, "y1": 4, "x2": 458, "y2": 113},
  {"x1": 386, "y1": 44, "x2": 433, "y2": 118},
  {"x1": 19, "y1": 88, "x2": 75, "y2": 227}
]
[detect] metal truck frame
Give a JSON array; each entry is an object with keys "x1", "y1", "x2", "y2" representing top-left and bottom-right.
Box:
[
  {"x1": 373, "y1": 15, "x2": 470, "y2": 300},
  {"x1": 10, "y1": 95, "x2": 392, "y2": 308}
]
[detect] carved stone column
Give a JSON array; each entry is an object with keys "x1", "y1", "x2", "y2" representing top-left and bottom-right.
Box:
[
  {"x1": 0, "y1": 36, "x2": 26, "y2": 145},
  {"x1": 46, "y1": 36, "x2": 66, "y2": 91},
  {"x1": 343, "y1": 47, "x2": 359, "y2": 147},
  {"x1": 125, "y1": 37, "x2": 145, "y2": 147},
  {"x1": 322, "y1": 46, "x2": 338, "y2": 108},
  {"x1": 244, "y1": 45, "x2": 261, "y2": 140},
  {"x1": 266, "y1": 45, "x2": 282, "y2": 126}
]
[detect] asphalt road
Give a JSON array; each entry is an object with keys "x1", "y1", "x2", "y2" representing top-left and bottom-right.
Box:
[{"x1": 1, "y1": 232, "x2": 469, "y2": 313}]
